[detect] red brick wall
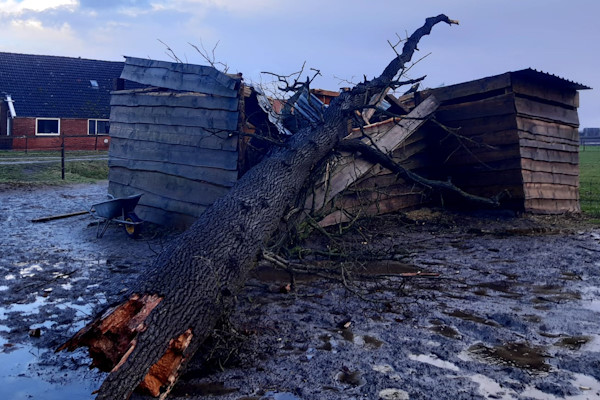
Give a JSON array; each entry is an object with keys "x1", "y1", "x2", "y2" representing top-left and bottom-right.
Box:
[
  {"x1": 10, "y1": 117, "x2": 110, "y2": 151},
  {"x1": 61, "y1": 119, "x2": 88, "y2": 135},
  {"x1": 13, "y1": 117, "x2": 36, "y2": 136}
]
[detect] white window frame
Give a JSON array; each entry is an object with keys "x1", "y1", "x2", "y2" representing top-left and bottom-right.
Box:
[
  {"x1": 88, "y1": 119, "x2": 110, "y2": 135},
  {"x1": 35, "y1": 118, "x2": 60, "y2": 136}
]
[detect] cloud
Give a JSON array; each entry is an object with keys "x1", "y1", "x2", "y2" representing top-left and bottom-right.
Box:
[
  {"x1": 0, "y1": 0, "x2": 76, "y2": 14},
  {"x1": 2, "y1": 16, "x2": 84, "y2": 56},
  {"x1": 79, "y1": 0, "x2": 152, "y2": 9},
  {"x1": 148, "y1": 0, "x2": 283, "y2": 16}
]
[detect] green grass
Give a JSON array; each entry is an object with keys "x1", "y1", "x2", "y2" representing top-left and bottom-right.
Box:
[
  {"x1": 0, "y1": 150, "x2": 108, "y2": 184},
  {"x1": 579, "y1": 146, "x2": 600, "y2": 217},
  {"x1": 0, "y1": 150, "x2": 105, "y2": 158}
]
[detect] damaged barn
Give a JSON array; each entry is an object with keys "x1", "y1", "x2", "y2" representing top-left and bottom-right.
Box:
[{"x1": 107, "y1": 58, "x2": 589, "y2": 229}]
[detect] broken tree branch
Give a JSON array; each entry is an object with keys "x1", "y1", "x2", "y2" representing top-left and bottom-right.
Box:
[{"x1": 336, "y1": 138, "x2": 508, "y2": 207}]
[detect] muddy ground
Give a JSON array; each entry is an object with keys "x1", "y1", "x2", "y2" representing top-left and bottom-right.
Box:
[{"x1": 0, "y1": 181, "x2": 599, "y2": 400}]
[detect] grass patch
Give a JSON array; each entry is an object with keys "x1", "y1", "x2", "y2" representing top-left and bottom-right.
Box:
[
  {"x1": 580, "y1": 146, "x2": 600, "y2": 217},
  {"x1": 0, "y1": 151, "x2": 108, "y2": 184},
  {"x1": 0, "y1": 150, "x2": 105, "y2": 159}
]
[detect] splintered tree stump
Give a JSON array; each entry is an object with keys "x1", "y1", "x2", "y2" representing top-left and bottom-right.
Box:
[
  {"x1": 58, "y1": 15, "x2": 456, "y2": 400},
  {"x1": 58, "y1": 294, "x2": 163, "y2": 372}
]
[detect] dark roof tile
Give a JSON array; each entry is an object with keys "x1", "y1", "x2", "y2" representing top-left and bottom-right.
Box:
[{"x1": 0, "y1": 52, "x2": 141, "y2": 119}]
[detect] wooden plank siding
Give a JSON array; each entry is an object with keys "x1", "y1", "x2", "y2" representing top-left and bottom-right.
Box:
[
  {"x1": 309, "y1": 97, "x2": 439, "y2": 226},
  {"x1": 121, "y1": 56, "x2": 240, "y2": 97},
  {"x1": 422, "y1": 69, "x2": 586, "y2": 214},
  {"x1": 108, "y1": 59, "x2": 244, "y2": 227},
  {"x1": 109, "y1": 137, "x2": 238, "y2": 171},
  {"x1": 315, "y1": 68, "x2": 586, "y2": 223},
  {"x1": 109, "y1": 122, "x2": 238, "y2": 152},
  {"x1": 108, "y1": 63, "x2": 587, "y2": 227},
  {"x1": 512, "y1": 80, "x2": 581, "y2": 213},
  {"x1": 109, "y1": 168, "x2": 230, "y2": 210}
]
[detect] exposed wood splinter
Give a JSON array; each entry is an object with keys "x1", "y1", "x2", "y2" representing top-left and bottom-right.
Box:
[
  {"x1": 137, "y1": 328, "x2": 194, "y2": 398},
  {"x1": 57, "y1": 294, "x2": 162, "y2": 372}
]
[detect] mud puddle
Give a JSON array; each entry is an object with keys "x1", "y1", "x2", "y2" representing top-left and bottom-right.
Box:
[
  {"x1": 2, "y1": 183, "x2": 600, "y2": 399},
  {"x1": 0, "y1": 338, "x2": 101, "y2": 400}
]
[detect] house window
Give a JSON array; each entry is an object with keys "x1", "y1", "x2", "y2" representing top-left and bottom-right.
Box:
[
  {"x1": 36, "y1": 118, "x2": 60, "y2": 135},
  {"x1": 88, "y1": 119, "x2": 110, "y2": 135}
]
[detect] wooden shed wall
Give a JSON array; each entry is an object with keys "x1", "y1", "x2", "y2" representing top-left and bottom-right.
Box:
[
  {"x1": 422, "y1": 71, "x2": 583, "y2": 213},
  {"x1": 318, "y1": 128, "x2": 434, "y2": 226},
  {"x1": 108, "y1": 58, "x2": 242, "y2": 228},
  {"x1": 310, "y1": 98, "x2": 439, "y2": 227},
  {"x1": 511, "y1": 74, "x2": 581, "y2": 213}
]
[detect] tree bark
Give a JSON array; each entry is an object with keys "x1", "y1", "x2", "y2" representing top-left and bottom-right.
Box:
[{"x1": 59, "y1": 15, "x2": 457, "y2": 400}]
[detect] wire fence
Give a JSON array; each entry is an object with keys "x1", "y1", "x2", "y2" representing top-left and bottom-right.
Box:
[
  {"x1": 0, "y1": 134, "x2": 109, "y2": 183},
  {"x1": 0, "y1": 134, "x2": 109, "y2": 153},
  {"x1": 579, "y1": 145, "x2": 600, "y2": 216}
]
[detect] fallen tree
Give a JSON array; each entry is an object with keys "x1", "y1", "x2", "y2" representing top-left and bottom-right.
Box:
[{"x1": 59, "y1": 15, "x2": 458, "y2": 399}]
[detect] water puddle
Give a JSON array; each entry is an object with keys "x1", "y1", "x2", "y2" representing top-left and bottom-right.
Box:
[
  {"x1": 578, "y1": 286, "x2": 600, "y2": 313},
  {"x1": 468, "y1": 342, "x2": 550, "y2": 372},
  {"x1": 340, "y1": 328, "x2": 354, "y2": 342},
  {"x1": 429, "y1": 323, "x2": 462, "y2": 340},
  {"x1": 584, "y1": 334, "x2": 600, "y2": 353},
  {"x1": 476, "y1": 281, "x2": 522, "y2": 298},
  {"x1": 0, "y1": 343, "x2": 101, "y2": 400},
  {"x1": 378, "y1": 388, "x2": 409, "y2": 400},
  {"x1": 408, "y1": 353, "x2": 460, "y2": 371},
  {"x1": 355, "y1": 334, "x2": 384, "y2": 349},
  {"x1": 171, "y1": 381, "x2": 238, "y2": 397},
  {"x1": 19, "y1": 264, "x2": 44, "y2": 278},
  {"x1": 372, "y1": 364, "x2": 394, "y2": 374},
  {"x1": 0, "y1": 291, "x2": 102, "y2": 400},
  {"x1": 260, "y1": 392, "x2": 302, "y2": 400},
  {"x1": 554, "y1": 336, "x2": 591, "y2": 351},
  {"x1": 468, "y1": 373, "x2": 515, "y2": 400},
  {"x1": 318, "y1": 334, "x2": 338, "y2": 352},
  {"x1": 583, "y1": 299, "x2": 600, "y2": 313},
  {"x1": 521, "y1": 373, "x2": 600, "y2": 400},
  {"x1": 531, "y1": 284, "x2": 581, "y2": 302},
  {"x1": 334, "y1": 367, "x2": 365, "y2": 387},
  {"x1": 445, "y1": 310, "x2": 499, "y2": 327}
]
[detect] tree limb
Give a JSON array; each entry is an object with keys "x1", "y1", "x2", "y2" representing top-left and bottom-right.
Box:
[{"x1": 337, "y1": 139, "x2": 508, "y2": 207}]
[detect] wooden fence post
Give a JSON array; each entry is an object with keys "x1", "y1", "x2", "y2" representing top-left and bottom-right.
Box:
[{"x1": 61, "y1": 134, "x2": 65, "y2": 180}]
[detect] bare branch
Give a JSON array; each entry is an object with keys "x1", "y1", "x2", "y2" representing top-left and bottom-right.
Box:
[
  {"x1": 157, "y1": 39, "x2": 183, "y2": 63},
  {"x1": 261, "y1": 62, "x2": 308, "y2": 92},
  {"x1": 188, "y1": 40, "x2": 229, "y2": 73}
]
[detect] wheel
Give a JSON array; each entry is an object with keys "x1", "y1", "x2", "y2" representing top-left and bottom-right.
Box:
[{"x1": 124, "y1": 212, "x2": 142, "y2": 238}]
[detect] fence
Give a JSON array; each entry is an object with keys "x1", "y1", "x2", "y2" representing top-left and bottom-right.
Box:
[
  {"x1": 0, "y1": 134, "x2": 109, "y2": 183},
  {"x1": 579, "y1": 146, "x2": 600, "y2": 216},
  {"x1": 0, "y1": 134, "x2": 110, "y2": 152}
]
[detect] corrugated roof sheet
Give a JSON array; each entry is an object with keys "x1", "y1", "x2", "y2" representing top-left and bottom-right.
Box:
[
  {"x1": 511, "y1": 68, "x2": 591, "y2": 91},
  {"x1": 0, "y1": 52, "x2": 142, "y2": 119}
]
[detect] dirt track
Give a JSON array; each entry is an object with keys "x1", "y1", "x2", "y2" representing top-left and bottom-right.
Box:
[{"x1": 0, "y1": 182, "x2": 599, "y2": 400}]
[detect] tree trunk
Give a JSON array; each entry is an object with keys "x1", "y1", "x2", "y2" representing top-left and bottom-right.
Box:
[{"x1": 59, "y1": 15, "x2": 457, "y2": 400}]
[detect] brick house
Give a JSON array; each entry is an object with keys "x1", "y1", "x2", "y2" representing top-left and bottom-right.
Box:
[{"x1": 0, "y1": 52, "x2": 139, "y2": 151}]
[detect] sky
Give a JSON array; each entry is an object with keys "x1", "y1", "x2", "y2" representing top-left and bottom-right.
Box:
[{"x1": 0, "y1": 0, "x2": 598, "y2": 127}]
